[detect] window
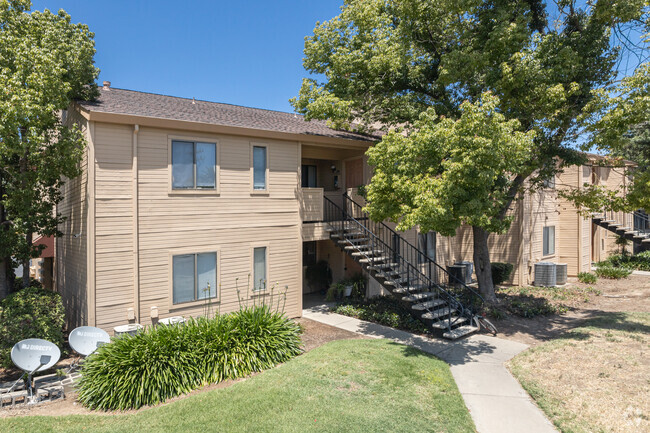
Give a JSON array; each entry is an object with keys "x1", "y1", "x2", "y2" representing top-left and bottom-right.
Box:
[
  {"x1": 301, "y1": 165, "x2": 317, "y2": 188},
  {"x1": 172, "y1": 252, "x2": 217, "y2": 304},
  {"x1": 418, "y1": 232, "x2": 436, "y2": 264},
  {"x1": 253, "y1": 145, "x2": 267, "y2": 190},
  {"x1": 542, "y1": 176, "x2": 556, "y2": 189},
  {"x1": 171, "y1": 140, "x2": 216, "y2": 189},
  {"x1": 253, "y1": 247, "x2": 267, "y2": 291},
  {"x1": 543, "y1": 226, "x2": 555, "y2": 256}
]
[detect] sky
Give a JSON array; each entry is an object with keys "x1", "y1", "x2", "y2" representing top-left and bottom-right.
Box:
[{"x1": 31, "y1": 0, "x2": 344, "y2": 113}]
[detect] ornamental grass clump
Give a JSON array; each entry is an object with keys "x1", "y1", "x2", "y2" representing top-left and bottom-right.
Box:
[{"x1": 77, "y1": 305, "x2": 302, "y2": 411}]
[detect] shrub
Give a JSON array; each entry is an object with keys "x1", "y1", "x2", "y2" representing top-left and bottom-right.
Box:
[
  {"x1": 600, "y1": 251, "x2": 650, "y2": 271},
  {"x1": 595, "y1": 266, "x2": 631, "y2": 279},
  {"x1": 0, "y1": 287, "x2": 65, "y2": 368},
  {"x1": 577, "y1": 272, "x2": 598, "y2": 284},
  {"x1": 491, "y1": 262, "x2": 514, "y2": 285},
  {"x1": 332, "y1": 297, "x2": 429, "y2": 334},
  {"x1": 77, "y1": 305, "x2": 303, "y2": 410}
]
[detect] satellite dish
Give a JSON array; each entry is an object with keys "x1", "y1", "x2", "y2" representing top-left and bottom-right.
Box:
[
  {"x1": 11, "y1": 339, "x2": 61, "y2": 373},
  {"x1": 69, "y1": 326, "x2": 111, "y2": 356}
]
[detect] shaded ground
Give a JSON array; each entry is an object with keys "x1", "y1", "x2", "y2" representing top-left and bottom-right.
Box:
[
  {"x1": 0, "y1": 340, "x2": 475, "y2": 433},
  {"x1": 509, "y1": 312, "x2": 650, "y2": 433},
  {"x1": 0, "y1": 318, "x2": 365, "y2": 418},
  {"x1": 490, "y1": 274, "x2": 650, "y2": 346}
]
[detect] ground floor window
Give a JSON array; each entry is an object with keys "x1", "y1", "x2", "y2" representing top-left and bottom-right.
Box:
[
  {"x1": 253, "y1": 247, "x2": 267, "y2": 291},
  {"x1": 543, "y1": 226, "x2": 555, "y2": 256},
  {"x1": 173, "y1": 252, "x2": 217, "y2": 304}
]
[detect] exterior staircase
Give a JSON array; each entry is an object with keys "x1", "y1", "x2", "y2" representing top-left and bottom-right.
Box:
[
  {"x1": 324, "y1": 194, "x2": 484, "y2": 340},
  {"x1": 593, "y1": 211, "x2": 650, "y2": 250}
]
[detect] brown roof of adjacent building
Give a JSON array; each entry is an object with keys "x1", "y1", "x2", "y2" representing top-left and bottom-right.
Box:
[{"x1": 76, "y1": 87, "x2": 378, "y2": 142}]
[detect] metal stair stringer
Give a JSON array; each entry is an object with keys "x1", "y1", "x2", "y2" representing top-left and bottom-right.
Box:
[{"x1": 324, "y1": 194, "x2": 484, "y2": 340}]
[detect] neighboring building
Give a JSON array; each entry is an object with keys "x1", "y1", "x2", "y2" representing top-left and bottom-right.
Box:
[{"x1": 56, "y1": 84, "x2": 636, "y2": 333}]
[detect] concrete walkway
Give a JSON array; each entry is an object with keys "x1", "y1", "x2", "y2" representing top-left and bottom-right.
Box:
[{"x1": 303, "y1": 305, "x2": 558, "y2": 433}]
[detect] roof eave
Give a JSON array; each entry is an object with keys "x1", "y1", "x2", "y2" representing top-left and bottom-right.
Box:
[{"x1": 72, "y1": 103, "x2": 377, "y2": 148}]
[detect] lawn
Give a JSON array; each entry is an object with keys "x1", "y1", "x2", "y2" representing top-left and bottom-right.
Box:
[
  {"x1": 0, "y1": 339, "x2": 476, "y2": 433},
  {"x1": 509, "y1": 312, "x2": 649, "y2": 433}
]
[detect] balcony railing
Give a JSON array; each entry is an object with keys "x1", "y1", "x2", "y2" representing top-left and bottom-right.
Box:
[{"x1": 299, "y1": 188, "x2": 324, "y2": 222}]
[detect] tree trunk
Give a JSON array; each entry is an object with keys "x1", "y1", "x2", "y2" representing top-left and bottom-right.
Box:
[
  {"x1": 472, "y1": 225, "x2": 497, "y2": 303},
  {"x1": 22, "y1": 232, "x2": 32, "y2": 288},
  {"x1": 0, "y1": 259, "x2": 7, "y2": 300}
]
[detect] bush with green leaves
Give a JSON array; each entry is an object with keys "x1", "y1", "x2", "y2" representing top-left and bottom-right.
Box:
[
  {"x1": 577, "y1": 272, "x2": 598, "y2": 284},
  {"x1": 595, "y1": 266, "x2": 632, "y2": 279},
  {"x1": 0, "y1": 287, "x2": 65, "y2": 368},
  {"x1": 77, "y1": 305, "x2": 303, "y2": 410},
  {"x1": 491, "y1": 262, "x2": 514, "y2": 285},
  {"x1": 600, "y1": 251, "x2": 650, "y2": 271},
  {"x1": 332, "y1": 297, "x2": 429, "y2": 334}
]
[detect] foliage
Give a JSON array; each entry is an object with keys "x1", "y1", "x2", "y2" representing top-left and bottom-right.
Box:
[
  {"x1": 0, "y1": 286, "x2": 65, "y2": 367},
  {"x1": 594, "y1": 265, "x2": 632, "y2": 279},
  {"x1": 491, "y1": 262, "x2": 514, "y2": 285},
  {"x1": 599, "y1": 251, "x2": 650, "y2": 271},
  {"x1": 304, "y1": 260, "x2": 332, "y2": 293},
  {"x1": 77, "y1": 305, "x2": 303, "y2": 411},
  {"x1": 0, "y1": 340, "x2": 476, "y2": 433},
  {"x1": 0, "y1": 0, "x2": 99, "y2": 297},
  {"x1": 490, "y1": 285, "x2": 602, "y2": 319},
  {"x1": 292, "y1": 0, "x2": 648, "y2": 300},
  {"x1": 577, "y1": 272, "x2": 598, "y2": 284},
  {"x1": 332, "y1": 297, "x2": 430, "y2": 334}
]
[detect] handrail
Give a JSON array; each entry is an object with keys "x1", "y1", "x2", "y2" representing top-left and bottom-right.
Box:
[
  {"x1": 324, "y1": 195, "x2": 482, "y2": 331},
  {"x1": 343, "y1": 193, "x2": 484, "y2": 306},
  {"x1": 633, "y1": 210, "x2": 649, "y2": 235}
]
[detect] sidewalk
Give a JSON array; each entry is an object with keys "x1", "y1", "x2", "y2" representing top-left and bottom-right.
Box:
[{"x1": 303, "y1": 305, "x2": 558, "y2": 433}]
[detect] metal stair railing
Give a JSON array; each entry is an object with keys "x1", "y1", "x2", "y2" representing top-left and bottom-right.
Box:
[
  {"x1": 633, "y1": 210, "x2": 650, "y2": 237},
  {"x1": 324, "y1": 194, "x2": 483, "y2": 331}
]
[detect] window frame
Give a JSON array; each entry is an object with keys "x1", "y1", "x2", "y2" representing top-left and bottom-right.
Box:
[
  {"x1": 250, "y1": 142, "x2": 269, "y2": 194},
  {"x1": 542, "y1": 225, "x2": 556, "y2": 257},
  {"x1": 168, "y1": 135, "x2": 220, "y2": 195},
  {"x1": 168, "y1": 247, "x2": 221, "y2": 309},
  {"x1": 250, "y1": 244, "x2": 270, "y2": 292}
]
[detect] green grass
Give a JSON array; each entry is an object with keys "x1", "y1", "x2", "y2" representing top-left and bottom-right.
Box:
[
  {"x1": 0, "y1": 339, "x2": 476, "y2": 433},
  {"x1": 509, "y1": 312, "x2": 649, "y2": 433}
]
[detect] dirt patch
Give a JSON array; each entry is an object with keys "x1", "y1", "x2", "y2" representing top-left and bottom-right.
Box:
[
  {"x1": 489, "y1": 274, "x2": 650, "y2": 346},
  {"x1": 0, "y1": 318, "x2": 365, "y2": 418},
  {"x1": 508, "y1": 312, "x2": 650, "y2": 433}
]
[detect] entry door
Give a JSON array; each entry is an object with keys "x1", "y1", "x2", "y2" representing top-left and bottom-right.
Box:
[{"x1": 345, "y1": 158, "x2": 363, "y2": 189}]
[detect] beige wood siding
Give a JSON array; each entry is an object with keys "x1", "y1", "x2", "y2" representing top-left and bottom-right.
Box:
[
  {"x1": 132, "y1": 127, "x2": 301, "y2": 329},
  {"x1": 56, "y1": 109, "x2": 89, "y2": 329}
]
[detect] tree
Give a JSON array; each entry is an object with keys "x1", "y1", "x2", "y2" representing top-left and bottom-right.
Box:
[
  {"x1": 292, "y1": 0, "x2": 647, "y2": 301},
  {"x1": 0, "y1": 0, "x2": 98, "y2": 299}
]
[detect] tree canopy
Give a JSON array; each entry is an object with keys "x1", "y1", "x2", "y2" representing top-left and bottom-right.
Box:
[
  {"x1": 0, "y1": 0, "x2": 98, "y2": 298},
  {"x1": 293, "y1": 0, "x2": 649, "y2": 300}
]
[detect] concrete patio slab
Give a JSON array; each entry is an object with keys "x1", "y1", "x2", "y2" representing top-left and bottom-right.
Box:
[{"x1": 303, "y1": 305, "x2": 558, "y2": 433}]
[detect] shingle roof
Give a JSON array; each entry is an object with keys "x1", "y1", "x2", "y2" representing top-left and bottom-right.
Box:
[{"x1": 76, "y1": 87, "x2": 377, "y2": 142}]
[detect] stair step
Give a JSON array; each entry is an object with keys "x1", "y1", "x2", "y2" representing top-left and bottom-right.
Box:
[
  {"x1": 403, "y1": 292, "x2": 436, "y2": 302},
  {"x1": 443, "y1": 325, "x2": 479, "y2": 340},
  {"x1": 376, "y1": 270, "x2": 401, "y2": 278},
  {"x1": 330, "y1": 231, "x2": 365, "y2": 239},
  {"x1": 616, "y1": 226, "x2": 631, "y2": 231},
  {"x1": 392, "y1": 285, "x2": 427, "y2": 294},
  {"x1": 643, "y1": 238, "x2": 650, "y2": 244},
  {"x1": 359, "y1": 256, "x2": 390, "y2": 263},
  {"x1": 344, "y1": 244, "x2": 370, "y2": 250},
  {"x1": 351, "y1": 250, "x2": 383, "y2": 257},
  {"x1": 338, "y1": 238, "x2": 369, "y2": 245},
  {"x1": 384, "y1": 278, "x2": 408, "y2": 286},
  {"x1": 422, "y1": 307, "x2": 455, "y2": 320},
  {"x1": 431, "y1": 316, "x2": 469, "y2": 329},
  {"x1": 368, "y1": 262, "x2": 399, "y2": 270},
  {"x1": 412, "y1": 299, "x2": 447, "y2": 311}
]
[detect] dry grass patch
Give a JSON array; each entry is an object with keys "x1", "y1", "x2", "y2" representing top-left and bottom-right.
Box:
[{"x1": 509, "y1": 312, "x2": 650, "y2": 433}]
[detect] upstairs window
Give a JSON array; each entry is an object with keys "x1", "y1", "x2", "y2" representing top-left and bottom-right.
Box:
[
  {"x1": 543, "y1": 226, "x2": 555, "y2": 256},
  {"x1": 253, "y1": 145, "x2": 267, "y2": 190},
  {"x1": 172, "y1": 140, "x2": 216, "y2": 189}
]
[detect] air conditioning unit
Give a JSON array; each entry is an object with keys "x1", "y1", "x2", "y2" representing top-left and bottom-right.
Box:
[
  {"x1": 534, "y1": 262, "x2": 557, "y2": 287},
  {"x1": 556, "y1": 263, "x2": 568, "y2": 285},
  {"x1": 447, "y1": 265, "x2": 467, "y2": 288},
  {"x1": 454, "y1": 261, "x2": 474, "y2": 284}
]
